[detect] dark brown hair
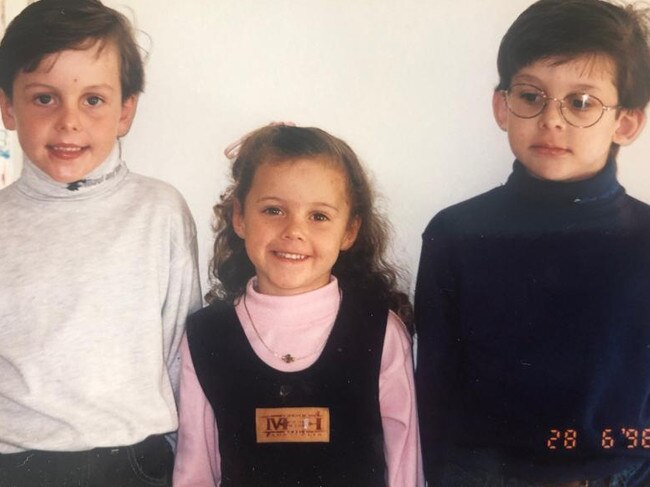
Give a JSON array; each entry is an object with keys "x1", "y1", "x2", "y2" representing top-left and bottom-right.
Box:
[
  {"x1": 207, "y1": 125, "x2": 413, "y2": 328},
  {"x1": 0, "y1": 0, "x2": 144, "y2": 100},
  {"x1": 496, "y1": 0, "x2": 650, "y2": 110}
]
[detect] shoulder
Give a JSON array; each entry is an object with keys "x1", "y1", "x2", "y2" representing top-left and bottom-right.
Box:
[
  {"x1": 124, "y1": 172, "x2": 196, "y2": 239},
  {"x1": 423, "y1": 185, "x2": 508, "y2": 239},
  {"x1": 342, "y1": 287, "x2": 390, "y2": 320},
  {"x1": 186, "y1": 300, "x2": 243, "y2": 366},
  {"x1": 623, "y1": 194, "x2": 650, "y2": 218},
  {"x1": 0, "y1": 179, "x2": 24, "y2": 200},
  {"x1": 616, "y1": 195, "x2": 650, "y2": 241},
  {"x1": 379, "y1": 311, "x2": 414, "y2": 374},
  {"x1": 187, "y1": 300, "x2": 237, "y2": 336},
  {"x1": 124, "y1": 172, "x2": 190, "y2": 210},
  {"x1": 386, "y1": 310, "x2": 412, "y2": 350},
  {"x1": 0, "y1": 183, "x2": 17, "y2": 203}
]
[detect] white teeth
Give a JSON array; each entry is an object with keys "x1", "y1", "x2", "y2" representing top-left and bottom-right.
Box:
[
  {"x1": 276, "y1": 252, "x2": 307, "y2": 260},
  {"x1": 51, "y1": 146, "x2": 82, "y2": 152}
]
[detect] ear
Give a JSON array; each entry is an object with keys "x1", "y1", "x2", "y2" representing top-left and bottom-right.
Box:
[
  {"x1": 0, "y1": 90, "x2": 16, "y2": 130},
  {"x1": 492, "y1": 90, "x2": 509, "y2": 132},
  {"x1": 117, "y1": 95, "x2": 139, "y2": 137},
  {"x1": 232, "y1": 199, "x2": 246, "y2": 239},
  {"x1": 340, "y1": 216, "x2": 361, "y2": 251},
  {"x1": 612, "y1": 108, "x2": 646, "y2": 146}
]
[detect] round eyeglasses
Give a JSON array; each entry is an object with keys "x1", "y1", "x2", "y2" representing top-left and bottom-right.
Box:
[{"x1": 502, "y1": 83, "x2": 619, "y2": 128}]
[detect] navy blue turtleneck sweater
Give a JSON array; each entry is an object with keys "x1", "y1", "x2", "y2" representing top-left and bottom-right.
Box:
[{"x1": 415, "y1": 160, "x2": 650, "y2": 483}]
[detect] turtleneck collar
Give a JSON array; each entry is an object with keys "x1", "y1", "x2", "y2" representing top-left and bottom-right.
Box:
[
  {"x1": 234, "y1": 277, "x2": 342, "y2": 371},
  {"x1": 240, "y1": 277, "x2": 341, "y2": 329},
  {"x1": 15, "y1": 144, "x2": 128, "y2": 201},
  {"x1": 505, "y1": 158, "x2": 623, "y2": 206}
]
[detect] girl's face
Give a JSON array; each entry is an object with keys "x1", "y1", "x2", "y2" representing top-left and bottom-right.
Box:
[{"x1": 233, "y1": 157, "x2": 360, "y2": 296}]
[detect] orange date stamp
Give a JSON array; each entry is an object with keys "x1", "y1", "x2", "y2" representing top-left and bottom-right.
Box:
[{"x1": 547, "y1": 428, "x2": 650, "y2": 450}]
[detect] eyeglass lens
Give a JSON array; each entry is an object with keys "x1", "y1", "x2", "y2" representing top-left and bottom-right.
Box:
[{"x1": 506, "y1": 84, "x2": 605, "y2": 127}]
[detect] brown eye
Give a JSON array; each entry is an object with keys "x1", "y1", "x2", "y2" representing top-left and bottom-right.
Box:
[
  {"x1": 566, "y1": 93, "x2": 596, "y2": 111},
  {"x1": 262, "y1": 207, "x2": 283, "y2": 216},
  {"x1": 35, "y1": 94, "x2": 53, "y2": 105},
  {"x1": 519, "y1": 91, "x2": 543, "y2": 105},
  {"x1": 86, "y1": 95, "x2": 103, "y2": 106},
  {"x1": 510, "y1": 84, "x2": 545, "y2": 106}
]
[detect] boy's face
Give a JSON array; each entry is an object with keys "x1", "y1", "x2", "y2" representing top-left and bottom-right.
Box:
[
  {"x1": 493, "y1": 54, "x2": 645, "y2": 182},
  {"x1": 0, "y1": 41, "x2": 137, "y2": 183}
]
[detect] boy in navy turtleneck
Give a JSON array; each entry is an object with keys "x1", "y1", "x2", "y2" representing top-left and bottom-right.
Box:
[{"x1": 415, "y1": 1, "x2": 650, "y2": 486}]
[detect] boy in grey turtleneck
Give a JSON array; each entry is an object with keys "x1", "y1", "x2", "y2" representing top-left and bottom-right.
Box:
[{"x1": 0, "y1": 1, "x2": 201, "y2": 485}]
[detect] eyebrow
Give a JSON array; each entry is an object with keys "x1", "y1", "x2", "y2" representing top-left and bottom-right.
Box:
[
  {"x1": 512, "y1": 75, "x2": 602, "y2": 93},
  {"x1": 22, "y1": 82, "x2": 116, "y2": 92},
  {"x1": 256, "y1": 196, "x2": 341, "y2": 213}
]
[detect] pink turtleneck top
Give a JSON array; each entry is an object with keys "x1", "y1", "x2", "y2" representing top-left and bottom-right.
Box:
[{"x1": 173, "y1": 278, "x2": 424, "y2": 486}]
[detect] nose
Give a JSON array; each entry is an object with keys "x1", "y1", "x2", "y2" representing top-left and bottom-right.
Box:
[
  {"x1": 282, "y1": 216, "x2": 306, "y2": 241},
  {"x1": 538, "y1": 97, "x2": 566, "y2": 129},
  {"x1": 57, "y1": 102, "x2": 81, "y2": 132}
]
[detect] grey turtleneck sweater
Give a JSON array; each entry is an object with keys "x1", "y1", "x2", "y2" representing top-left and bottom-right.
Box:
[{"x1": 0, "y1": 145, "x2": 202, "y2": 453}]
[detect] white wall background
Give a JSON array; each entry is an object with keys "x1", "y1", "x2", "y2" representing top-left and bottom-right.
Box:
[{"x1": 95, "y1": 1, "x2": 650, "y2": 294}]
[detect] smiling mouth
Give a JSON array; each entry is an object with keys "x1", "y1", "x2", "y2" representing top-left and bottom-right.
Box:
[
  {"x1": 47, "y1": 144, "x2": 88, "y2": 159},
  {"x1": 274, "y1": 251, "x2": 308, "y2": 261}
]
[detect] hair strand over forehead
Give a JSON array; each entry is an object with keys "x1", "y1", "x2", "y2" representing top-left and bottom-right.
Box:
[
  {"x1": 0, "y1": 0, "x2": 144, "y2": 100},
  {"x1": 496, "y1": 0, "x2": 650, "y2": 110}
]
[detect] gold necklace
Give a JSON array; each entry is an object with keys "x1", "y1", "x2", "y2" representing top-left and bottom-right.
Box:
[{"x1": 242, "y1": 291, "x2": 341, "y2": 364}]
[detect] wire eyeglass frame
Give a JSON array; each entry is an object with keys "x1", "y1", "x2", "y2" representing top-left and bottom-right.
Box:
[{"x1": 502, "y1": 83, "x2": 619, "y2": 128}]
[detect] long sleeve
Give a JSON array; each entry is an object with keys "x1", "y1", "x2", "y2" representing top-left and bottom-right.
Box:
[
  {"x1": 162, "y1": 203, "x2": 202, "y2": 405},
  {"x1": 414, "y1": 215, "x2": 461, "y2": 484},
  {"x1": 413, "y1": 161, "x2": 650, "y2": 482},
  {"x1": 174, "y1": 278, "x2": 423, "y2": 486},
  {"x1": 0, "y1": 149, "x2": 203, "y2": 453},
  {"x1": 380, "y1": 311, "x2": 425, "y2": 487},
  {"x1": 173, "y1": 336, "x2": 220, "y2": 487}
]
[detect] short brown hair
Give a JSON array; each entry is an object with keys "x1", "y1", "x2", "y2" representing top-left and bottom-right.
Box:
[
  {"x1": 0, "y1": 0, "x2": 144, "y2": 100},
  {"x1": 496, "y1": 0, "x2": 650, "y2": 110}
]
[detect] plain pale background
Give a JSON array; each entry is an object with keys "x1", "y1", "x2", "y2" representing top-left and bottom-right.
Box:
[{"x1": 5, "y1": 0, "x2": 650, "y2": 295}]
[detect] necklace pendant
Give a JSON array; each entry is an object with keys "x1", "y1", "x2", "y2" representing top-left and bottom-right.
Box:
[{"x1": 281, "y1": 354, "x2": 295, "y2": 363}]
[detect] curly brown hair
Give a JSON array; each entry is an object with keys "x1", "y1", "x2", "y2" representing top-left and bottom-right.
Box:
[{"x1": 206, "y1": 125, "x2": 413, "y2": 328}]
